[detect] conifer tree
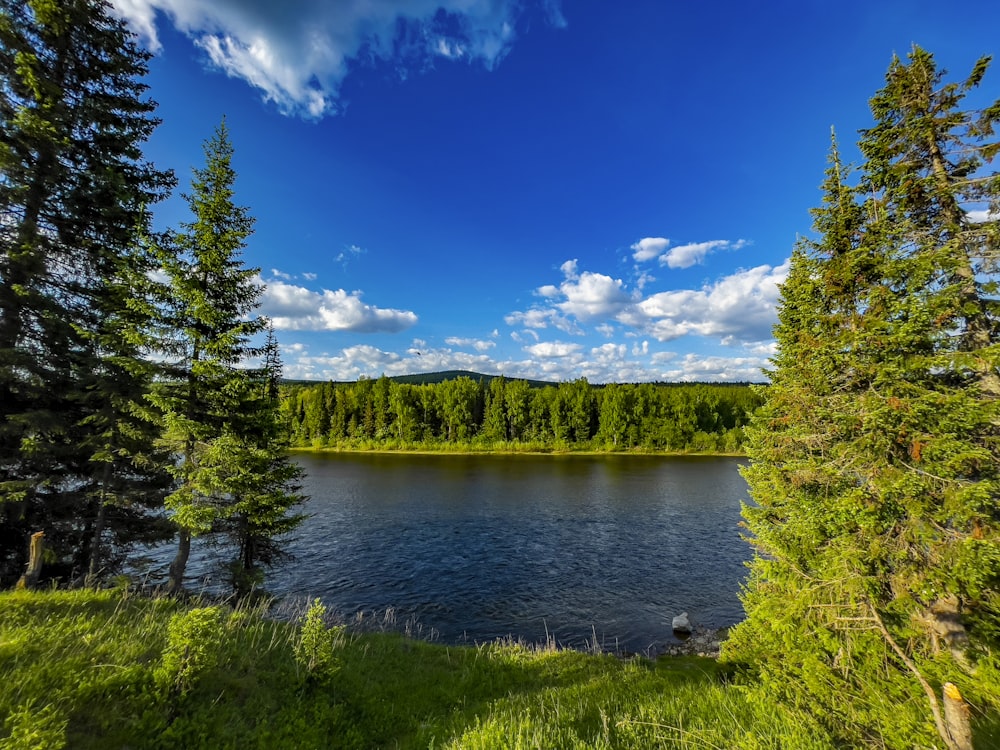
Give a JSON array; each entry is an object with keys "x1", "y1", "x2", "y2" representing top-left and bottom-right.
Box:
[
  {"x1": 726, "y1": 48, "x2": 1000, "y2": 748},
  {"x1": 201, "y1": 326, "x2": 306, "y2": 597},
  {"x1": 150, "y1": 119, "x2": 267, "y2": 594},
  {"x1": 0, "y1": 0, "x2": 174, "y2": 583}
]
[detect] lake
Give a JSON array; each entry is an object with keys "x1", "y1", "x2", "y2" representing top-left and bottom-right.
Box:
[
  {"x1": 148, "y1": 452, "x2": 751, "y2": 653},
  {"x1": 269, "y1": 452, "x2": 750, "y2": 653}
]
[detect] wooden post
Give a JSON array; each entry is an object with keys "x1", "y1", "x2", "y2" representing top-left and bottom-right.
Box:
[
  {"x1": 16, "y1": 531, "x2": 45, "y2": 590},
  {"x1": 943, "y1": 682, "x2": 973, "y2": 750}
]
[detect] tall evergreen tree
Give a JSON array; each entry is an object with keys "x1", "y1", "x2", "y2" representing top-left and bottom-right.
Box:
[
  {"x1": 200, "y1": 326, "x2": 306, "y2": 597},
  {"x1": 150, "y1": 119, "x2": 266, "y2": 594},
  {"x1": 0, "y1": 0, "x2": 174, "y2": 584},
  {"x1": 725, "y1": 48, "x2": 1000, "y2": 748}
]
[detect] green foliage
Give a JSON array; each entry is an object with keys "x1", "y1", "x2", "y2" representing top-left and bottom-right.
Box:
[
  {"x1": 150, "y1": 123, "x2": 303, "y2": 595},
  {"x1": 293, "y1": 599, "x2": 344, "y2": 683},
  {"x1": 726, "y1": 47, "x2": 1000, "y2": 749},
  {"x1": 155, "y1": 607, "x2": 225, "y2": 701},
  {"x1": 282, "y1": 378, "x2": 762, "y2": 454},
  {"x1": 2, "y1": 703, "x2": 67, "y2": 750},
  {"x1": 0, "y1": 0, "x2": 175, "y2": 585},
  {"x1": 0, "y1": 589, "x2": 883, "y2": 750}
]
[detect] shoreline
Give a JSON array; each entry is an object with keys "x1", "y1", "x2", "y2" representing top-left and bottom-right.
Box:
[{"x1": 289, "y1": 445, "x2": 746, "y2": 458}]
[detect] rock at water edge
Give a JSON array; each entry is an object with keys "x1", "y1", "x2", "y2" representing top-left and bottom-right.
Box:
[{"x1": 672, "y1": 612, "x2": 692, "y2": 633}]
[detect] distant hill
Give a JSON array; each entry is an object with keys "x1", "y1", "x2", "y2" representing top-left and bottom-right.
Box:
[
  {"x1": 282, "y1": 370, "x2": 556, "y2": 388},
  {"x1": 282, "y1": 371, "x2": 763, "y2": 388}
]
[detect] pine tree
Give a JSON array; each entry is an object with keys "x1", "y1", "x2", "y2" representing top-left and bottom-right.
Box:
[
  {"x1": 0, "y1": 0, "x2": 174, "y2": 583},
  {"x1": 204, "y1": 326, "x2": 306, "y2": 597},
  {"x1": 150, "y1": 119, "x2": 267, "y2": 594},
  {"x1": 725, "y1": 49, "x2": 1000, "y2": 748}
]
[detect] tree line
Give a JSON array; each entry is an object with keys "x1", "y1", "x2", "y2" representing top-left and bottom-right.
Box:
[
  {"x1": 281, "y1": 377, "x2": 764, "y2": 452},
  {"x1": 0, "y1": 0, "x2": 303, "y2": 596}
]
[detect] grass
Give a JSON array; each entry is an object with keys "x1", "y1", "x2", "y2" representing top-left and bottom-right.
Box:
[{"x1": 0, "y1": 588, "x2": 836, "y2": 749}]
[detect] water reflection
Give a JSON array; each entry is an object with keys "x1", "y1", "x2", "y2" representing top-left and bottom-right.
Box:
[{"x1": 256, "y1": 453, "x2": 751, "y2": 652}]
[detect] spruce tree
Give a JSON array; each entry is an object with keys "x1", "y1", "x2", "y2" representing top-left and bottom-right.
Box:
[
  {"x1": 200, "y1": 326, "x2": 306, "y2": 597},
  {"x1": 725, "y1": 49, "x2": 1000, "y2": 748},
  {"x1": 150, "y1": 119, "x2": 267, "y2": 594},
  {"x1": 0, "y1": 0, "x2": 174, "y2": 583}
]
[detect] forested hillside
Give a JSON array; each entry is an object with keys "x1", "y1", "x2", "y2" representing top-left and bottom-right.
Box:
[{"x1": 281, "y1": 376, "x2": 763, "y2": 452}]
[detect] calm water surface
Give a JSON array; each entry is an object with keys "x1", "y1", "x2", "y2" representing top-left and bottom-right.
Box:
[{"x1": 255, "y1": 452, "x2": 751, "y2": 652}]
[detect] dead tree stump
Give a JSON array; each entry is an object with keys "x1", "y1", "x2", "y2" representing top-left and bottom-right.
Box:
[
  {"x1": 16, "y1": 531, "x2": 45, "y2": 590},
  {"x1": 943, "y1": 682, "x2": 973, "y2": 750}
]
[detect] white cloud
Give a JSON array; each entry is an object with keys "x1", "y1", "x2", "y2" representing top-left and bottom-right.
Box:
[
  {"x1": 591, "y1": 342, "x2": 626, "y2": 362},
  {"x1": 524, "y1": 341, "x2": 582, "y2": 358},
  {"x1": 557, "y1": 270, "x2": 634, "y2": 321},
  {"x1": 276, "y1": 333, "x2": 767, "y2": 384},
  {"x1": 283, "y1": 342, "x2": 503, "y2": 381},
  {"x1": 504, "y1": 254, "x2": 785, "y2": 350},
  {"x1": 335, "y1": 244, "x2": 366, "y2": 264},
  {"x1": 302, "y1": 272, "x2": 317, "y2": 281},
  {"x1": 260, "y1": 277, "x2": 417, "y2": 333},
  {"x1": 445, "y1": 336, "x2": 496, "y2": 352},
  {"x1": 631, "y1": 237, "x2": 669, "y2": 263},
  {"x1": 504, "y1": 308, "x2": 581, "y2": 334},
  {"x1": 624, "y1": 260, "x2": 789, "y2": 342},
  {"x1": 631, "y1": 236, "x2": 749, "y2": 268},
  {"x1": 661, "y1": 238, "x2": 748, "y2": 269},
  {"x1": 967, "y1": 209, "x2": 999, "y2": 223},
  {"x1": 557, "y1": 271, "x2": 632, "y2": 321},
  {"x1": 635, "y1": 270, "x2": 656, "y2": 290},
  {"x1": 507, "y1": 268, "x2": 633, "y2": 332},
  {"x1": 560, "y1": 259, "x2": 579, "y2": 279},
  {"x1": 110, "y1": 0, "x2": 564, "y2": 119},
  {"x1": 739, "y1": 340, "x2": 778, "y2": 357},
  {"x1": 659, "y1": 353, "x2": 769, "y2": 383}
]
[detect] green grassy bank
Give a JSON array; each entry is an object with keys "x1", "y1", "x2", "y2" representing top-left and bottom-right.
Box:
[{"x1": 0, "y1": 589, "x2": 836, "y2": 749}]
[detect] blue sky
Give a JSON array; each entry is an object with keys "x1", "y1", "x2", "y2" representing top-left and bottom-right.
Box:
[{"x1": 110, "y1": 0, "x2": 1000, "y2": 383}]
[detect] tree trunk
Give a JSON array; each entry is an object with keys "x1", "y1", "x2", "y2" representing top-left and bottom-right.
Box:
[
  {"x1": 167, "y1": 528, "x2": 191, "y2": 595},
  {"x1": 943, "y1": 683, "x2": 974, "y2": 750},
  {"x1": 86, "y1": 501, "x2": 108, "y2": 583},
  {"x1": 16, "y1": 531, "x2": 45, "y2": 590}
]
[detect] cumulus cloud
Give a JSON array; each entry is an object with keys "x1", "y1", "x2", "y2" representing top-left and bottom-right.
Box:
[
  {"x1": 110, "y1": 0, "x2": 564, "y2": 118},
  {"x1": 557, "y1": 270, "x2": 635, "y2": 321},
  {"x1": 524, "y1": 341, "x2": 582, "y2": 358},
  {"x1": 445, "y1": 336, "x2": 496, "y2": 352},
  {"x1": 508, "y1": 262, "x2": 634, "y2": 331},
  {"x1": 504, "y1": 254, "x2": 785, "y2": 350},
  {"x1": 276, "y1": 332, "x2": 767, "y2": 384},
  {"x1": 659, "y1": 353, "x2": 769, "y2": 383},
  {"x1": 282, "y1": 341, "x2": 503, "y2": 381},
  {"x1": 504, "y1": 308, "x2": 581, "y2": 334},
  {"x1": 631, "y1": 237, "x2": 669, "y2": 263},
  {"x1": 260, "y1": 277, "x2": 417, "y2": 333},
  {"x1": 631, "y1": 236, "x2": 749, "y2": 269},
  {"x1": 622, "y1": 260, "x2": 789, "y2": 342}
]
